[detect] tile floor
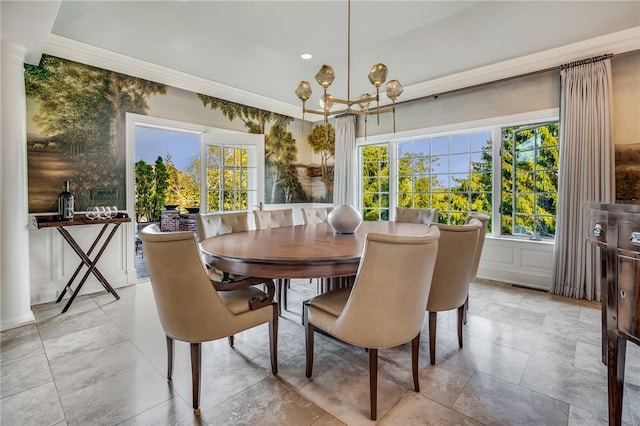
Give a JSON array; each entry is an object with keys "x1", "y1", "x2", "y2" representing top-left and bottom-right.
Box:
[{"x1": 1, "y1": 279, "x2": 639, "y2": 426}]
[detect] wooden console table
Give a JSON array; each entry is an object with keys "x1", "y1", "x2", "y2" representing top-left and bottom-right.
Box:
[
  {"x1": 586, "y1": 202, "x2": 640, "y2": 426},
  {"x1": 35, "y1": 213, "x2": 131, "y2": 313}
]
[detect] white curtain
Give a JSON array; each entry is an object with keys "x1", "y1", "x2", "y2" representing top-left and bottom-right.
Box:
[
  {"x1": 552, "y1": 56, "x2": 614, "y2": 300},
  {"x1": 333, "y1": 115, "x2": 357, "y2": 206}
]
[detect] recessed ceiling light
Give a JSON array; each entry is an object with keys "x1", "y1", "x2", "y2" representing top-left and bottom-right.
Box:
[{"x1": 301, "y1": 53, "x2": 312, "y2": 60}]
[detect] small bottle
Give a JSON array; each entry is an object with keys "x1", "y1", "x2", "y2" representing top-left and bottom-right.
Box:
[{"x1": 57, "y1": 180, "x2": 74, "y2": 221}]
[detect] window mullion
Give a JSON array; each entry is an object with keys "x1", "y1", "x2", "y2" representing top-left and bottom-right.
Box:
[{"x1": 389, "y1": 141, "x2": 397, "y2": 219}]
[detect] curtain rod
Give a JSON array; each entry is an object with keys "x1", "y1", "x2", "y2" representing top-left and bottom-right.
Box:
[
  {"x1": 560, "y1": 53, "x2": 613, "y2": 70},
  {"x1": 394, "y1": 53, "x2": 615, "y2": 103}
]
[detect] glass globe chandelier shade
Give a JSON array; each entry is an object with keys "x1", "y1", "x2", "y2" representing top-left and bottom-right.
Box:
[
  {"x1": 386, "y1": 80, "x2": 404, "y2": 100},
  {"x1": 315, "y1": 65, "x2": 336, "y2": 88},
  {"x1": 295, "y1": 81, "x2": 312, "y2": 101},
  {"x1": 368, "y1": 63, "x2": 388, "y2": 87},
  {"x1": 357, "y1": 93, "x2": 371, "y2": 111}
]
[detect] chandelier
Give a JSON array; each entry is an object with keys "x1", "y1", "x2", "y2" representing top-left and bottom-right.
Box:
[{"x1": 294, "y1": 0, "x2": 403, "y2": 133}]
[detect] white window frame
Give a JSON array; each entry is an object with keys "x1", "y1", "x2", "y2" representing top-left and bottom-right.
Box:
[
  {"x1": 356, "y1": 108, "x2": 559, "y2": 238},
  {"x1": 202, "y1": 133, "x2": 265, "y2": 213}
]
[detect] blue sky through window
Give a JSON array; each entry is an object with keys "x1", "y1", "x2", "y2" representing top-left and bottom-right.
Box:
[
  {"x1": 135, "y1": 126, "x2": 200, "y2": 171},
  {"x1": 397, "y1": 130, "x2": 492, "y2": 188}
]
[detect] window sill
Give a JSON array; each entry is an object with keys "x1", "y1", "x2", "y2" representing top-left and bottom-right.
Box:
[{"x1": 486, "y1": 235, "x2": 555, "y2": 246}]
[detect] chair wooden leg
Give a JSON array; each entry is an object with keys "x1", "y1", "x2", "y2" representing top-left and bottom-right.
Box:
[
  {"x1": 228, "y1": 335, "x2": 234, "y2": 347},
  {"x1": 304, "y1": 304, "x2": 314, "y2": 378},
  {"x1": 429, "y1": 311, "x2": 437, "y2": 365},
  {"x1": 457, "y1": 305, "x2": 465, "y2": 348},
  {"x1": 464, "y1": 294, "x2": 469, "y2": 325},
  {"x1": 276, "y1": 279, "x2": 283, "y2": 316},
  {"x1": 270, "y1": 303, "x2": 278, "y2": 374},
  {"x1": 190, "y1": 342, "x2": 201, "y2": 410},
  {"x1": 166, "y1": 335, "x2": 174, "y2": 380},
  {"x1": 283, "y1": 279, "x2": 289, "y2": 310},
  {"x1": 369, "y1": 348, "x2": 378, "y2": 421},
  {"x1": 411, "y1": 334, "x2": 420, "y2": 392}
]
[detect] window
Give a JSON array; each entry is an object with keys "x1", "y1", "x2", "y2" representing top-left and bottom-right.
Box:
[
  {"x1": 203, "y1": 132, "x2": 263, "y2": 213},
  {"x1": 205, "y1": 146, "x2": 253, "y2": 211},
  {"x1": 501, "y1": 122, "x2": 559, "y2": 239},
  {"x1": 358, "y1": 114, "x2": 559, "y2": 239},
  {"x1": 361, "y1": 144, "x2": 390, "y2": 221},
  {"x1": 396, "y1": 131, "x2": 492, "y2": 225}
]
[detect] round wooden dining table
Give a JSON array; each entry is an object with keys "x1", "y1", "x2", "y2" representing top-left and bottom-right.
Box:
[{"x1": 199, "y1": 221, "x2": 430, "y2": 280}]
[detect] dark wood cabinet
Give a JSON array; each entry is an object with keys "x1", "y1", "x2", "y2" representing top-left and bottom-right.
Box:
[{"x1": 586, "y1": 202, "x2": 640, "y2": 426}]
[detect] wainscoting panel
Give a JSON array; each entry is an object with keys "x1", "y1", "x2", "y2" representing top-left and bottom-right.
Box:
[
  {"x1": 29, "y1": 222, "x2": 133, "y2": 304},
  {"x1": 477, "y1": 237, "x2": 554, "y2": 291}
]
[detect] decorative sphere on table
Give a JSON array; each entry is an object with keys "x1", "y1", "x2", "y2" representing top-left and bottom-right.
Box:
[{"x1": 327, "y1": 205, "x2": 363, "y2": 234}]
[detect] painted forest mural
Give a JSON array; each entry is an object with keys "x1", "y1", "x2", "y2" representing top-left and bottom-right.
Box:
[
  {"x1": 615, "y1": 143, "x2": 640, "y2": 202},
  {"x1": 25, "y1": 55, "x2": 334, "y2": 213}
]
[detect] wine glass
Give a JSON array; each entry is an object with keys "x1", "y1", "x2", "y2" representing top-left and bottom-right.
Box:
[
  {"x1": 85, "y1": 206, "x2": 98, "y2": 220},
  {"x1": 94, "y1": 206, "x2": 107, "y2": 219}
]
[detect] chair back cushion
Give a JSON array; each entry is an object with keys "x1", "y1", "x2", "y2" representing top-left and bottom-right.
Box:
[
  {"x1": 253, "y1": 209, "x2": 294, "y2": 229},
  {"x1": 395, "y1": 207, "x2": 438, "y2": 224},
  {"x1": 301, "y1": 207, "x2": 333, "y2": 224},
  {"x1": 325, "y1": 227, "x2": 440, "y2": 348},
  {"x1": 139, "y1": 225, "x2": 270, "y2": 342},
  {"x1": 427, "y1": 221, "x2": 481, "y2": 312},
  {"x1": 197, "y1": 211, "x2": 249, "y2": 240},
  {"x1": 465, "y1": 212, "x2": 489, "y2": 280}
]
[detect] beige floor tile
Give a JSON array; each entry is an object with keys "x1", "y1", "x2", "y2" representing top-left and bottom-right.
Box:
[
  {"x1": 453, "y1": 372, "x2": 570, "y2": 425},
  {"x1": 0, "y1": 382, "x2": 65, "y2": 426},
  {"x1": 379, "y1": 393, "x2": 482, "y2": 425},
  {"x1": 203, "y1": 376, "x2": 326, "y2": 425},
  {"x1": 300, "y1": 361, "x2": 408, "y2": 425},
  {"x1": 1, "y1": 353, "x2": 52, "y2": 399}
]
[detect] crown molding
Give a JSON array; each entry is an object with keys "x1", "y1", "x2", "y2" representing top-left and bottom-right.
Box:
[
  {"x1": 400, "y1": 27, "x2": 640, "y2": 101},
  {"x1": 45, "y1": 27, "x2": 638, "y2": 122}
]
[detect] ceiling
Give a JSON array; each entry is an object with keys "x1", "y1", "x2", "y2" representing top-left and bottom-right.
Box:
[{"x1": 2, "y1": 1, "x2": 640, "y2": 119}]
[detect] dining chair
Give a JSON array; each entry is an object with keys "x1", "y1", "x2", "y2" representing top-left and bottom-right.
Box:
[
  {"x1": 301, "y1": 206, "x2": 334, "y2": 225},
  {"x1": 426, "y1": 219, "x2": 481, "y2": 365},
  {"x1": 139, "y1": 224, "x2": 278, "y2": 411},
  {"x1": 253, "y1": 209, "x2": 294, "y2": 313},
  {"x1": 253, "y1": 208, "x2": 294, "y2": 229},
  {"x1": 395, "y1": 207, "x2": 439, "y2": 224},
  {"x1": 462, "y1": 212, "x2": 489, "y2": 322},
  {"x1": 197, "y1": 211, "x2": 250, "y2": 281},
  {"x1": 304, "y1": 228, "x2": 440, "y2": 420},
  {"x1": 464, "y1": 212, "x2": 489, "y2": 281},
  {"x1": 301, "y1": 207, "x2": 334, "y2": 291}
]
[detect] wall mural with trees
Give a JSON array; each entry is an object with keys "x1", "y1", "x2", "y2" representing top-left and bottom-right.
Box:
[
  {"x1": 25, "y1": 55, "x2": 333, "y2": 214},
  {"x1": 615, "y1": 143, "x2": 640, "y2": 202},
  {"x1": 25, "y1": 55, "x2": 167, "y2": 212}
]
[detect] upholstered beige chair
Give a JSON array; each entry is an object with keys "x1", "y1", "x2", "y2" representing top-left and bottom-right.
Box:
[
  {"x1": 197, "y1": 211, "x2": 250, "y2": 239},
  {"x1": 395, "y1": 207, "x2": 438, "y2": 224},
  {"x1": 253, "y1": 208, "x2": 294, "y2": 229},
  {"x1": 253, "y1": 209, "x2": 295, "y2": 313},
  {"x1": 139, "y1": 225, "x2": 278, "y2": 410},
  {"x1": 426, "y1": 220, "x2": 481, "y2": 365},
  {"x1": 301, "y1": 207, "x2": 334, "y2": 290},
  {"x1": 197, "y1": 211, "x2": 250, "y2": 281},
  {"x1": 301, "y1": 206, "x2": 334, "y2": 225},
  {"x1": 464, "y1": 212, "x2": 489, "y2": 281},
  {"x1": 304, "y1": 228, "x2": 440, "y2": 420},
  {"x1": 462, "y1": 212, "x2": 489, "y2": 322}
]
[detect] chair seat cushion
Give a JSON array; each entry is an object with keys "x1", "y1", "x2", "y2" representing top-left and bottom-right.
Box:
[
  {"x1": 219, "y1": 287, "x2": 267, "y2": 314},
  {"x1": 308, "y1": 287, "x2": 351, "y2": 317}
]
